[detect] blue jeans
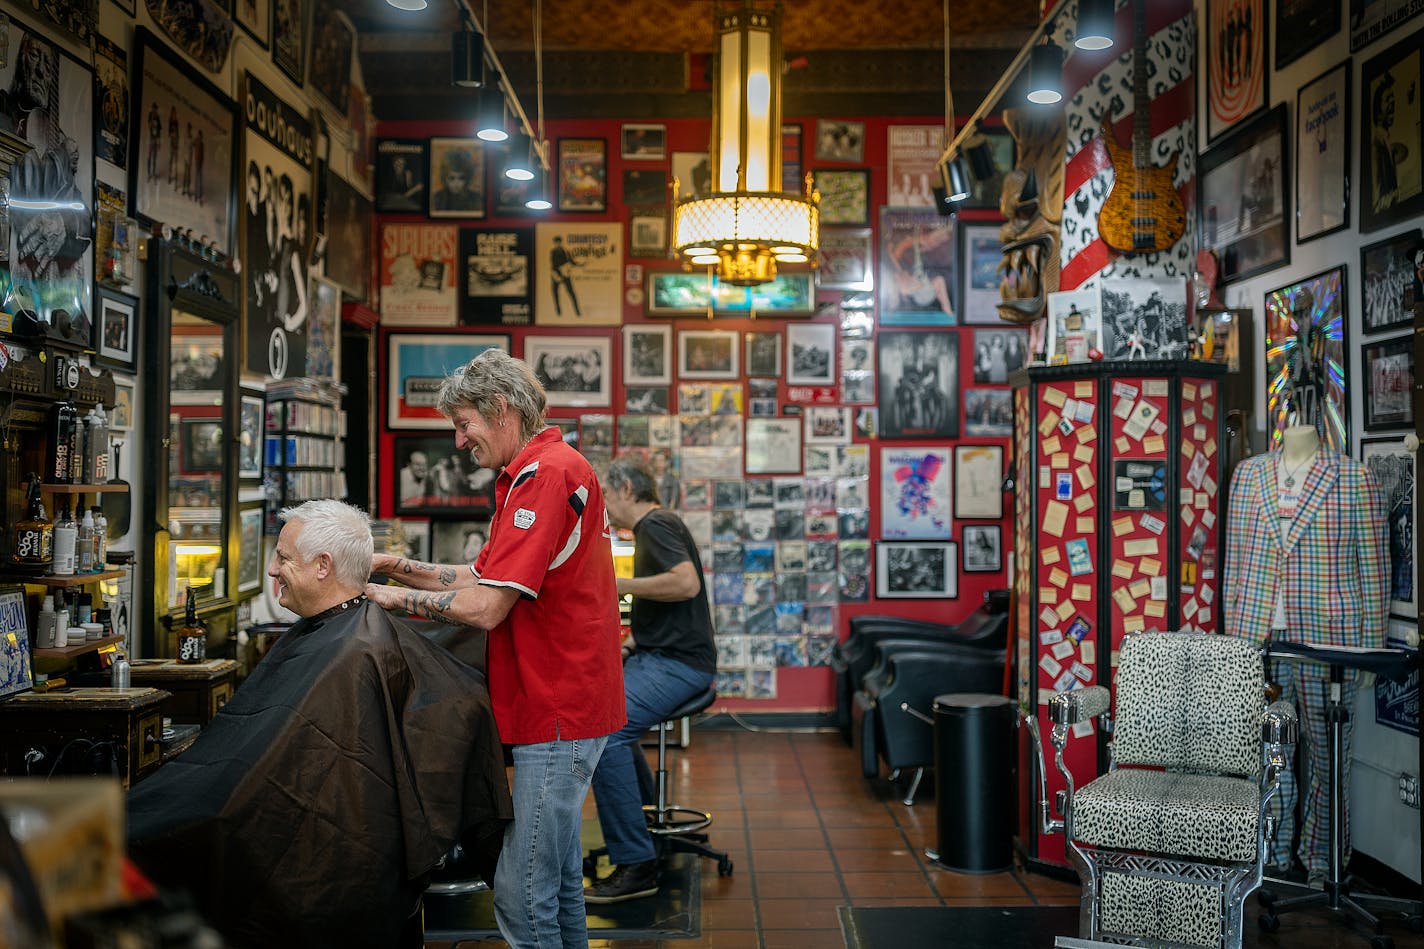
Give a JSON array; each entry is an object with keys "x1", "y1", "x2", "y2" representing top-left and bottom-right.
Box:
[
  {"x1": 590, "y1": 652, "x2": 713, "y2": 865},
  {"x1": 493, "y1": 735, "x2": 607, "y2": 949}
]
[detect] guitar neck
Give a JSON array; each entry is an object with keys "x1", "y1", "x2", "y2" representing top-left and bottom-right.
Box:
[{"x1": 1132, "y1": 0, "x2": 1149, "y2": 168}]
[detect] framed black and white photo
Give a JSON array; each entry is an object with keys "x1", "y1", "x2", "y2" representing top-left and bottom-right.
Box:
[
  {"x1": 1199, "y1": 104, "x2": 1290, "y2": 284},
  {"x1": 678, "y1": 330, "x2": 740, "y2": 380},
  {"x1": 396, "y1": 519, "x2": 431, "y2": 562},
  {"x1": 431, "y1": 519, "x2": 492, "y2": 565},
  {"x1": 428, "y1": 137, "x2": 485, "y2": 218},
  {"x1": 237, "y1": 504, "x2": 264, "y2": 594},
  {"x1": 805, "y1": 406, "x2": 852, "y2": 444},
  {"x1": 815, "y1": 119, "x2": 865, "y2": 163},
  {"x1": 964, "y1": 388, "x2": 1013, "y2": 438},
  {"x1": 272, "y1": 0, "x2": 306, "y2": 85},
  {"x1": 624, "y1": 324, "x2": 672, "y2": 385},
  {"x1": 1206, "y1": 0, "x2": 1269, "y2": 142},
  {"x1": 526, "y1": 335, "x2": 613, "y2": 407},
  {"x1": 1360, "y1": 26, "x2": 1424, "y2": 234},
  {"x1": 878, "y1": 330, "x2": 959, "y2": 439},
  {"x1": 875, "y1": 541, "x2": 957, "y2": 599},
  {"x1": 1352, "y1": 0, "x2": 1424, "y2": 52},
  {"x1": 235, "y1": 0, "x2": 270, "y2": 46},
  {"x1": 812, "y1": 169, "x2": 870, "y2": 224},
  {"x1": 374, "y1": 138, "x2": 428, "y2": 213},
  {"x1": 1364, "y1": 335, "x2": 1414, "y2": 430},
  {"x1": 960, "y1": 222, "x2": 1003, "y2": 322},
  {"x1": 624, "y1": 386, "x2": 669, "y2": 414},
  {"x1": 1361, "y1": 228, "x2": 1422, "y2": 334},
  {"x1": 970, "y1": 328, "x2": 1030, "y2": 383},
  {"x1": 238, "y1": 390, "x2": 265, "y2": 478},
  {"x1": 628, "y1": 205, "x2": 668, "y2": 258},
  {"x1": 181, "y1": 418, "x2": 224, "y2": 473},
  {"x1": 1361, "y1": 437, "x2": 1416, "y2": 618},
  {"x1": 1098, "y1": 278, "x2": 1190, "y2": 359},
  {"x1": 393, "y1": 434, "x2": 497, "y2": 518},
  {"x1": 955, "y1": 444, "x2": 1005, "y2": 519},
  {"x1": 1277, "y1": 0, "x2": 1341, "y2": 69},
  {"x1": 1296, "y1": 62, "x2": 1351, "y2": 243},
  {"x1": 746, "y1": 418, "x2": 802, "y2": 474},
  {"x1": 818, "y1": 228, "x2": 874, "y2": 291},
  {"x1": 621, "y1": 123, "x2": 666, "y2": 161},
  {"x1": 94, "y1": 287, "x2": 139, "y2": 372},
  {"x1": 962, "y1": 525, "x2": 1002, "y2": 573},
  {"x1": 745, "y1": 332, "x2": 782, "y2": 377},
  {"x1": 786, "y1": 323, "x2": 836, "y2": 385},
  {"x1": 309, "y1": 0, "x2": 354, "y2": 113}
]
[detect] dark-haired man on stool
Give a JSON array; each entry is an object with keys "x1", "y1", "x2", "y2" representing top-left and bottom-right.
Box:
[{"x1": 586, "y1": 455, "x2": 717, "y2": 903}]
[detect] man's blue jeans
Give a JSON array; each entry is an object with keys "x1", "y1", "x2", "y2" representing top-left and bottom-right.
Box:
[
  {"x1": 590, "y1": 651, "x2": 713, "y2": 865},
  {"x1": 493, "y1": 735, "x2": 607, "y2": 949}
]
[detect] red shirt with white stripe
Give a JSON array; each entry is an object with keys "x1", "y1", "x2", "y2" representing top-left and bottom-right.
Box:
[{"x1": 473, "y1": 427, "x2": 626, "y2": 744}]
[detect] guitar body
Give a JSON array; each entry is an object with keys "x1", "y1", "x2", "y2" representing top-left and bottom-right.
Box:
[{"x1": 1098, "y1": 118, "x2": 1186, "y2": 254}]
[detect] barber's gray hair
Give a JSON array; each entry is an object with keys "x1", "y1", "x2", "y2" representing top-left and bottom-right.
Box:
[
  {"x1": 605, "y1": 455, "x2": 661, "y2": 504},
  {"x1": 436, "y1": 349, "x2": 547, "y2": 440},
  {"x1": 278, "y1": 500, "x2": 374, "y2": 588}
]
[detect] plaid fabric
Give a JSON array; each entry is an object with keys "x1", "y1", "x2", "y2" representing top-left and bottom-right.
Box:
[
  {"x1": 1224, "y1": 450, "x2": 1388, "y2": 648},
  {"x1": 1266, "y1": 663, "x2": 1357, "y2": 874}
]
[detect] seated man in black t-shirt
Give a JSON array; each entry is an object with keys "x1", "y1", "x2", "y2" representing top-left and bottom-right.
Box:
[{"x1": 585, "y1": 456, "x2": 717, "y2": 904}]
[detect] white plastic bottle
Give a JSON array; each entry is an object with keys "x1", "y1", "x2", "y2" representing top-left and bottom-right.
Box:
[
  {"x1": 36, "y1": 595, "x2": 57, "y2": 648},
  {"x1": 54, "y1": 599, "x2": 71, "y2": 647},
  {"x1": 52, "y1": 500, "x2": 77, "y2": 576},
  {"x1": 77, "y1": 505, "x2": 95, "y2": 573}
]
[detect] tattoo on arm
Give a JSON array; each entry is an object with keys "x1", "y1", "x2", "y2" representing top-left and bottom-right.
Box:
[
  {"x1": 399, "y1": 559, "x2": 440, "y2": 575},
  {"x1": 404, "y1": 591, "x2": 459, "y2": 623},
  {"x1": 438, "y1": 567, "x2": 458, "y2": 586}
]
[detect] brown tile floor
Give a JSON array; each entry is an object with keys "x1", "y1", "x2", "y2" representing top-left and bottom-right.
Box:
[{"x1": 430, "y1": 726, "x2": 1424, "y2": 949}]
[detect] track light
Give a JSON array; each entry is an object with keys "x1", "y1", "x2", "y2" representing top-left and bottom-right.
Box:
[
  {"x1": 525, "y1": 166, "x2": 552, "y2": 210},
  {"x1": 504, "y1": 133, "x2": 534, "y2": 181},
  {"x1": 384, "y1": 0, "x2": 427, "y2": 9},
  {"x1": 1026, "y1": 40, "x2": 1064, "y2": 104},
  {"x1": 452, "y1": 29, "x2": 485, "y2": 87},
  {"x1": 943, "y1": 159, "x2": 971, "y2": 203},
  {"x1": 1075, "y1": 0, "x2": 1116, "y2": 50},
  {"x1": 475, "y1": 88, "x2": 509, "y2": 142},
  {"x1": 964, "y1": 132, "x2": 996, "y2": 182}
]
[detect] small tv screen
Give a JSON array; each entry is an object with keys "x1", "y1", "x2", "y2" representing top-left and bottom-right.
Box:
[{"x1": 0, "y1": 586, "x2": 34, "y2": 702}]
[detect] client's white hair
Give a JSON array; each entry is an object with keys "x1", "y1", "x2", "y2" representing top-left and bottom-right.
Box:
[{"x1": 278, "y1": 500, "x2": 374, "y2": 588}]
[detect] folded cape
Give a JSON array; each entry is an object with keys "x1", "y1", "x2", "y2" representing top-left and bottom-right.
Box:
[{"x1": 127, "y1": 602, "x2": 511, "y2": 948}]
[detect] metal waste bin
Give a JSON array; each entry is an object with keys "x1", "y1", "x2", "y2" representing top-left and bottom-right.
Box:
[{"x1": 928, "y1": 692, "x2": 1015, "y2": 873}]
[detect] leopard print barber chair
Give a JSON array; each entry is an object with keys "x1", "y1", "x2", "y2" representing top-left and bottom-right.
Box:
[{"x1": 1027, "y1": 632, "x2": 1297, "y2": 949}]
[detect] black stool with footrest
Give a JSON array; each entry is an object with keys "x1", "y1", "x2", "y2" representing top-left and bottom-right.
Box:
[{"x1": 1257, "y1": 640, "x2": 1422, "y2": 949}]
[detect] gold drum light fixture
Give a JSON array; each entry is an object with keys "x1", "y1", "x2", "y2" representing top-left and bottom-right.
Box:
[{"x1": 671, "y1": 2, "x2": 818, "y2": 287}]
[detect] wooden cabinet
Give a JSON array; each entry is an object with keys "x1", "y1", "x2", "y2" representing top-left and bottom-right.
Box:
[
  {"x1": 128, "y1": 658, "x2": 238, "y2": 725},
  {"x1": 0, "y1": 687, "x2": 173, "y2": 787}
]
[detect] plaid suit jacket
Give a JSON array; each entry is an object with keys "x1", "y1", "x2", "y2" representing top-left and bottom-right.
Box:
[{"x1": 1223, "y1": 449, "x2": 1388, "y2": 648}]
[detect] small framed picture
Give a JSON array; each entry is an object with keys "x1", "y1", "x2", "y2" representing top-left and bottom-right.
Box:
[
  {"x1": 110, "y1": 377, "x2": 135, "y2": 431},
  {"x1": 237, "y1": 504, "x2": 265, "y2": 594},
  {"x1": 962, "y1": 525, "x2": 1002, "y2": 573},
  {"x1": 430, "y1": 519, "x2": 492, "y2": 565},
  {"x1": 624, "y1": 169, "x2": 668, "y2": 205},
  {"x1": 1295, "y1": 61, "x2": 1350, "y2": 243},
  {"x1": 963, "y1": 388, "x2": 1013, "y2": 438},
  {"x1": 393, "y1": 434, "x2": 497, "y2": 518},
  {"x1": 558, "y1": 138, "x2": 608, "y2": 212},
  {"x1": 786, "y1": 323, "x2": 836, "y2": 385},
  {"x1": 1364, "y1": 335, "x2": 1414, "y2": 430},
  {"x1": 624, "y1": 324, "x2": 672, "y2": 385},
  {"x1": 1360, "y1": 25, "x2": 1424, "y2": 233},
  {"x1": 1276, "y1": 0, "x2": 1340, "y2": 69},
  {"x1": 678, "y1": 329, "x2": 740, "y2": 380},
  {"x1": 1360, "y1": 228, "x2": 1421, "y2": 335},
  {"x1": 1360, "y1": 438, "x2": 1417, "y2": 618},
  {"x1": 781, "y1": 123, "x2": 803, "y2": 192},
  {"x1": 954, "y1": 444, "x2": 1005, "y2": 519},
  {"x1": 811, "y1": 169, "x2": 870, "y2": 225},
  {"x1": 1198, "y1": 104, "x2": 1290, "y2": 284},
  {"x1": 526, "y1": 334, "x2": 613, "y2": 406},
  {"x1": 671, "y1": 151, "x2": 711, "y2": 201},
  {"x1": 875, "y1": 541, "x2": 957, "y2": 599},
  {"x1": 180, "y1": 418, "x2": 224, "y2": 474},
  {"x1": 959, "y1": 221, "x2": 1004, "y2": 323},
  {"x1": 621, "y1": 123, "x2": 666, "y2": 161},
  {"x1": 745, "y1": 331, "x2": 782, "y2": 377},
  {"x1": 628, "y1": 205, "x2": 668, "y2": 258},
  {"x1": 427, "y1": 137, "x2": 485, "y2": 218},
  {"x1": 746, "y1": 418, "x2": 803, "y2": 474},
  {"x1": 878, "y1": 330, "x2": 960, "y2": 439},
  {"x1": 804, "y1": 406, "x2": 852, "y2": 444},
  {"x1": 1045, "y1": 289, "x2": 1103, "y2": 364},
  {"x1": 818, "y1": 227, "x2": 873, "y2": 291},
  {"x1": 814, "y1": 119, "x2": 865, "y2": 163},
  {"x1": 94, "y1": 286, "x2": 139, "y2": 372},
  {"x1": 238, "y1": 390, "x2": 265, "y2": 479}
]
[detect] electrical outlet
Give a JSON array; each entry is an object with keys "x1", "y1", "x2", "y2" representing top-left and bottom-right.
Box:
[{"x1": 1399, "y1": 772, "x2": 1419, "y2": 809}]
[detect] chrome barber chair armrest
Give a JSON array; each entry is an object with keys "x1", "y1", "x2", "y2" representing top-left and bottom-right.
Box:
[
  {"x1": 1259, "y1": 699, "x2": 1298, "y2": 806},
  {"x1": 1022, "y1": 685, "x2": 1110, "y2": 837}
]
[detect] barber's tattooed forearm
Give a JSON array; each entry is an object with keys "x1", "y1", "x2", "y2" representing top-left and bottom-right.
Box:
[
  {"x1": 403, "y1": 591, "x2": 458, "y2": 623},
  {"x1": 438, "y1": 567, "x2": 457, "y2": 586},
  {"x1": 398, "y1": 559, "x2": 440, "y2": 575}
]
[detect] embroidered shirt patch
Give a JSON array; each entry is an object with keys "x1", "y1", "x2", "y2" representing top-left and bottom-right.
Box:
[{"x1": 513, "y1": 507, "x2": 537, "y2": 529}]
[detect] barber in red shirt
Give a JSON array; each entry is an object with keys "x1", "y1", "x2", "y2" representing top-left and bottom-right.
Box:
[{"x1": 369, "y1": 348, "x2": 625, "y2": 949}]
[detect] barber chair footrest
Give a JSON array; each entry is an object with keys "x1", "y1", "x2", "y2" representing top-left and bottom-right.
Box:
[{"x1": 1099, "y1": 872, "x2": 1223, "y2": 948}]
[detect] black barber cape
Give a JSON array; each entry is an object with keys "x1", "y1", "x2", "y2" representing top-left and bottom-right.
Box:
[{"x1": 127, "y1": 601, "x2": 512, "y2": 949}]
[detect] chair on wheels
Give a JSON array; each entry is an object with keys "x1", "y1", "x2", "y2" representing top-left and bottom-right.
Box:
[{"x1": 1026, "y1": 631, "x2": 1297, "y2": 949}]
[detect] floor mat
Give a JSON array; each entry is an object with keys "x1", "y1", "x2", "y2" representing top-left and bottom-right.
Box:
[
  {"x1": 424, "y1": 850, "x2": 702, "y2": 941},
  {"x1": 839, "y1": 905, "x2": 1078, "y2": 949}
]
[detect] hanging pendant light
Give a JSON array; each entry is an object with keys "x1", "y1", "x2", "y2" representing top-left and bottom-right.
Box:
[
  {"x1": 525, "y1": 164, "x2": 552, "y2": 210},
  {"x1": 1075, "y1": 0, "x2": 1116, "y2": 50},
  {"x1": 943, "y1": 158, "x2": 971, "y2": 202},
  {"x1": 475, "y1": 87, "x2": 509, "y2": 142},
  {"x1": 504, "y1": 133, "x2": 535, "y2": 181},
  {"x1": 452, "y1": 29, "x2": 486, "y2": 87},
  {"x1": 1026, "y1": 40, "x2": 1064, "y2": 104}
]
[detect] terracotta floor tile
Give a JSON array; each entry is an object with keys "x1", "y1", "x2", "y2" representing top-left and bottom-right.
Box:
[
  {"x1": 833, "y1": 846, "x2": 927, "y2": 873},
  {"x1": 760, "y1": 929, "x2": 847, "y2": 949},
  {"x1": 756, "y1": 897, "x2": 846, "y2": 930},
  {"x1": 825, "y1": 825, "x2": 913, "y2": 850},
  {"x1": 816, "y1": 807, "x2": 900, "y2": 828},
  {"x1": 747, "y1": 826, "x2": 829, "y2": 849},
  {"x1": 700, "y1": 898, "x2": 758, "y2": 930},
  {"x1": 839, "y1": 870, "x2": 939, "y2": 900},
  {"x1": 751, "y1": 848, "x2": 838, "y2": 872},
  {"x1": 665, "y1": 930, "x2": 762, "y2": 949},
  {"x1": 754, "y1": 870, "x2": 843, "y2": 900},
  {"x1": 744, "y1": 809, "x2": 824, "y2": 829},
  {"x1": 931, "y1": 869, "x2": 1032, "y2": 899}
]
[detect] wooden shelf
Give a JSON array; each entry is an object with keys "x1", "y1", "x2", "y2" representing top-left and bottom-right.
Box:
[
  {"x1": 4, "y1": 568, "x2": 126, "y2": 588},
  {"x1": 31, "y1": 632, "x2": 124, "y2": 662},
  {"x1": 42, "y1": 483, "x2": 130, "y2": 494}
]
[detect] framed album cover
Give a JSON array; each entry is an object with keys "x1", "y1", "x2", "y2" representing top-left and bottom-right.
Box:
[
  {"x1": 1206, "y1": 0, "x2": 1269, "y2": 142},
  {"x1": 428, "y1": 137, "x2": 485, "y2": 218},
  {"x1": 557, "y1": 138, "x2": 607, "y2": 212},
  {"x1": 1360, "y1": 228, "x2": 1422, "y2": 334},
  {"x1": 1296, "y1": 62, "x2": 1351, "y2": 243},
  {"x1": 1364, "y1": 335, "x2": 1414, "y2": 430},
  {"x1": 1360, "y1": 25, "x2": 1424, "y2": 234}
]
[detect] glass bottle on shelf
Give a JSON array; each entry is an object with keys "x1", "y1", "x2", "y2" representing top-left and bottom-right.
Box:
[
  {"x1": 53, "y1": 499, "x2": 77, "y2": 577},
  {"x1": 12, "y1": 474, "x2": 53, "y2": 570},
  {"x1": 177, "y1": 585, "x2": 207, "y2": 663}
]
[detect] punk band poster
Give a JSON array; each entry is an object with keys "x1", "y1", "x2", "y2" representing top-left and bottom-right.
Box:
[{"x1": 380, "y1": 223, "x2": 459, "y2": 326}]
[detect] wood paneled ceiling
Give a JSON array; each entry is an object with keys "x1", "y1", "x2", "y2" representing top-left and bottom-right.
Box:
[{"x1": 350, "y1": 0, "x2": 1041, "y2": 122}]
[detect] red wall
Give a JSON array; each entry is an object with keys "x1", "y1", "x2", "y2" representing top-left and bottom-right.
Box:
[{"x1": 375, "y1": 113, "x2": 1012, "y2": 711}]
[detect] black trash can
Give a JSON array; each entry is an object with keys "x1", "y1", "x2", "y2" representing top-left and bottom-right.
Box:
[{"x1": 929, "y1": 692, "x2": 1015, "y2": 873}]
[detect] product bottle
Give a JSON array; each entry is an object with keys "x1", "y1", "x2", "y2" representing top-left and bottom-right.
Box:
[
  {"x1": 46, "y1": 400, "x2": 78, "y2": 484},
  {"x1": 177, "y1": 586, "x2": 206, "y2": 663},
  {"x1": 78, "y1": 410, "x2": 92, "y2": 483},
  {"x1": 77, "y1": 502, "x2": 95, "y2": 574},
  {"x1": 35, "y1": 595, "x2": 57, "y2": 649},
  {"x1": 54, "y1": 597, "x2": 70, "y2": 648},
  {"x1": 76, "y1": 591, "x2": 92, "y2": 625},
  {"x1": 69, "y1": 404, "x2": 85, "y2": 485},
  {"x1": 88, "y1": 405, "x2": 109, "y2": 483},
  {"x1": 92, "y1": 506, "x2": 108, "y2": 565},
  {"x1": 12, "y1": 474, "x2": 53, "y2": 570},
  {"x1": 52, "y1": 499, "x2": 77, "y2": 577}
]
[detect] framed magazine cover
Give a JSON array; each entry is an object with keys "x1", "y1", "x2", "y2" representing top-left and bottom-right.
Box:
[
  {"x1": 1361, "y1": 26, "x2": 1424, "y2": 234},
  {"x1": 386, "y1": 331, "x2": 510, "y2": 429},
  {"x1": 1296, "y1": 62, "x2": 1351, "y2": 243}
]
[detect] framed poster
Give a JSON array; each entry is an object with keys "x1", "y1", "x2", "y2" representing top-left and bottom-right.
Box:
[
  {"x1": 526, "y1": 335, "x2": 612, "y2": 407},
  {"x1": 306, "y1": 275, "x2": 341, "y2": 381},
  {"x1": 1198, "y1": 105, "x2": 1290, "y2": 284},
  {"x1": 886, "y1": 124, "x2": 944, "y2": 208},
  {"x1": 781, "y1": 123, "x2": 803, "y2": 194},
  {"x1": 323, "y1": 169, "x2": 372, "y2": 301},
  {"x1": 272, "y1": 0, "x2": 306, "y2": 85},
  {"x1": 878, "y1": 330, "x2": 959, "y2": 439},
  {"x1": 1206, "y1": 0, "x2": 1268, "y2": 142},
  {"x1": 238, "y1": 504, "x2": 265, "y2": 593},
  {"x1": 628, "y1": 205, "x2": 668, "y2": 258},
  {"x1": 1361, "y1": 437, "x2": 1416, "y2": 618},
  {"x1": 94, "y1": 287, "x2": 139, "y2": 372},
  {"x1": 1364, "y1": 335, "x2": 1414, "y2": 430},
  {"x1": 962, "y1": 525, "x2": 1003, "y2": 573},
  {"x1": 393, "y1": 433, "x2": 497, "y2": 517},
  {"x1": 1351, "y1": 0, "x2": 1424, "y2": 52},
  {"x1": 374, "y1": 138, "x2": 427, "y2": 213},
  {"x1": 1278, "y1": 0, "x2": 1342, "y2": 69},
  {"x1": 1045, "y1": 288, "x2": 1102, "y2": 364},
  {"x1": 880, "y1": 447, "x2": 952, "y2": 540},
  {"x1": 879, "y1": 208, "x2": 956, "y2": 325},
  {"x1": 678, "y1": 330, "x2": 740, "y2": 380},
  {"x1": 621, "y1": 124, "x2": 665, "y2": 161},
  {"x1": 1264, "y1": 266, "x2": 1349, "y2": 452},
  {"x1": 817, "y1": 228, "x2": 873, "y2": 291},
  {"x1": 1361, "y1": 228, "x2": 1422, "y2": 334},
  {"x1": 954, "y1": 444, "x2": 1005, "y2": 519},
  {"x1": 1296, "y1": 62, "x2": 1351, "y2": 243},
  {"x1": 557, "y1": 138, "x2": 607, "y2": 212},
  {"x1": 786, "y1": 323, "x2": 836, "y2": 386},
  {"x1": 1098, "y1": 278, "x2": 1189, "y2": 360},
  {"x1": 959, "y1": 222, "x2": 1003, "y2": 323},
  {"x1": 238, "y1": 390, "x2": 265, "y2": 478},
  {"x1": 431, "y1": 520, "x2": 493, "y2": 564},
  {"x1": 875, "y1": 542, "x2": 957, "y2": 599},
  {"x1": 746, "y1": 418, "x2": 803, "y2": 474},
  {"x1": 814, "y1": 120, "x2": 865, "y2": 163},
  {"x1": 535, "y1": 222, "x2": 623, "y2": 325},
  {"x1": 309, "y1": 0, "x2": 354, "y2": 113},
  {"x1": 624, "y1": 324, "x2": 672, "y2": 385},
  {"x1": 235, "y1": 0, "x2": 270, "y2": 47},
  {"x1": 646, "y1": 271, "x2": 814, "y2": 317},
  {"x1": 1361, "y1": 26, "x2": 1424, "y2": 234},
  {"x1": 386, "y1": 331, "x2": 510, "y2": 429},
  {"x1": 812, "y1": 169, "x2": 870, "y2": 224},
  {"x1": 623, "y1": 169, "x2": 667, "y2": 205},
  {"x1": 428, "y1": 137, "x2": 485, "y2": 218},
  {"x1": 460, "y1": 227, "x2": 533, "y2": 327},
  {"x1": 671, "y1": 151, "x2": 711, "y2": 201},
  {"x1": 379, "y1": 223, "x2": 459, "y2": 327},
  {"x1": 95, "y1": 35, "x2": 129, "y2": 170},
  {"x1": 0, "y1": 586, "x2": 33, "y2": 700}
]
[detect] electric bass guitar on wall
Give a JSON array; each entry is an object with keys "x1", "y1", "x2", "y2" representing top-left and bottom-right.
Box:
[{"x1": 1097, "y1": 0, "x2": 1186, "y2": 254}]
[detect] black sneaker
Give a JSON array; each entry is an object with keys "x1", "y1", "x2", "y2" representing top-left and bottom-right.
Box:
[{"x1": 584, "y1": 859, "x2": 660, "y2": 904}]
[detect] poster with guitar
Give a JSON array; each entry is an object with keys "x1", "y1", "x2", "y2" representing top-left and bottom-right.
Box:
[
  {"x1": 1097, "y1": 0, "x2": 1187, "y2": 255},
  {"x1": 534, "y1": 222, "x2": 623, "y2": 325},
  {"x1": 1206, "y1": 0, "x2": 1268, "y2": 141}
]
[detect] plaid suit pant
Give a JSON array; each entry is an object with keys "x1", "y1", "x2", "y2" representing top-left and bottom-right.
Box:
[{"x1": 1266, "y1": 659, "x2": 1358, "y2": 875}]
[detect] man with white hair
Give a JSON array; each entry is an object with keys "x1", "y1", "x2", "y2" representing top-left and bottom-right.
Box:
[{"x1": 129, "y1": 500, "x2": 511, "y2": 949}]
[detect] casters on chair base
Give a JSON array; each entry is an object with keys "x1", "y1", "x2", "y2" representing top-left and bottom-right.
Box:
[
  {"x1": 717, "y1": 855, "x2": 734, "y2": 877},
  {"x1": 1370, "y1": 936, "x2": 1394, "y2": 949}
]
